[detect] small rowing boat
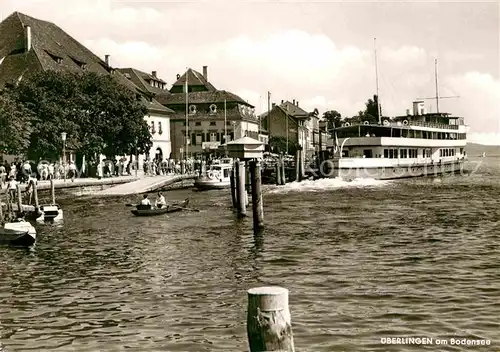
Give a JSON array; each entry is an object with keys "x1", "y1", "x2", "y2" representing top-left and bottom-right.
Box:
[
  {"x1": 131, "y1": 199, "x2": 189, "y2": 217},
  {"x1": 0, "y1": 220, "x2": 37, "y2": 247}
]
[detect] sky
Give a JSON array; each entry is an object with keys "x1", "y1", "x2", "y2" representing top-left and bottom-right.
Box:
[{"x1": 1, "y1": 0, "x2": 499, "y2": 144}]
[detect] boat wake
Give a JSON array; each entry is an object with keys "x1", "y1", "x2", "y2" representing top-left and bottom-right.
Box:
[{"x1": 266, "y1": 177, "x2": 390, "y2": 194}]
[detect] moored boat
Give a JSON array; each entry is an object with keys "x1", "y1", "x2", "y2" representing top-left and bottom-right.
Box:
[
  {"x1": 194, "y1": 158, "x2": 232, "y2": 190},
  {"x1": 36, "y1": 204, "x2": 64, "y2": 223},
  {"x1": 131, "y1": 199, "x2": 189, "y2": 217},
  {"x1": 1, "y1": 219, "x2": 36, "y2": 246}
]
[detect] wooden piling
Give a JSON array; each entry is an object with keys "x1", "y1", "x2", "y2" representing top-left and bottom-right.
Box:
[
  {"x1": 230, "y1": 166, "x2": 237, "y2": 209},
  {"x1": 16, "y1": 184, "x2": 22, "y2": 217},
  {"x1": 280, "y1": 154, "x2": 286, "y2": 185},
  {"x1": 245, "y1": 164, "x2": 250, "y2": 207},
  {"x1": 235, "y1": 159, "x2": 247, "y2": 217},
  {"x1": 249, "y1": 160, "x2": 264, "y2": 232},
  {"x1": 50, "y1": 178, "x2": 56, "y2": 205},
  {"x1": 0, "y1": 193, "x2": 3, "y2": 223},
  {"x1": 295, "y1": 150, "x2": 300, "y2": 182},
  {"x1": 275, "y1": 160, "x2": 282, "y2": 185},
  {"x1": 247, "y1": 286, "x2": 294, "y2": 352},
  {"x1": 32, "y1": 179, "x2": 39, "y2": 212}
]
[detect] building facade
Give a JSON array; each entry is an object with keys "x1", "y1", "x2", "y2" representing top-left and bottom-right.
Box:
[
  {"x1": 118, "y1": 68, "x2": 173, "y2": 161},
  {"x1": 157, "y1": 66, "x2": 260, "y2": 159},
  {"x1": 260, "y1": 100, "x2": 320, "y2": 157},
  {"x1": 0, "y1": 12, "x2": 174, "y2": 168}
]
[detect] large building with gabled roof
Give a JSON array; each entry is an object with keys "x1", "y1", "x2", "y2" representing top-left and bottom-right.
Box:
[
  {"x1": 0, "y1": 11, "x2": 174, "y2": 163},
  {"x1": 158, "y1": 66, "x2": 264, "y2": 159},
  {"x1": 260, "y1": 99, "x2": 321, "y2": 157}
]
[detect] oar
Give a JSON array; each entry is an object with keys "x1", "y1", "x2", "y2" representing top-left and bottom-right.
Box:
[{"x1": 169, "y1": 206, "x2": 200, "y2": 212}]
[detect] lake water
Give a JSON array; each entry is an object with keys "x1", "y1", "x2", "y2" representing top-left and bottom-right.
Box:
[{"x1": 0, "y1": 156, "x2": 499, "y2": 351}]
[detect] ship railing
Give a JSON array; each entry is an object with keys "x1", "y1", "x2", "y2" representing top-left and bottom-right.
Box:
[
  {"x1": 345, "y1": 121, "x2": 459, "y2": 130},
  {"x1": 408, "y1": 121, "x2": 459, "y2": 130}
]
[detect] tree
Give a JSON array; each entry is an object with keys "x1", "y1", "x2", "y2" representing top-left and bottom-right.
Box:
[
  {"x1": 0, "y1": 89, "x2": 34, "y2": 155},
  {"x1": 345, "y1": 94, "x2": 382, "y2": 125},
  {"x1": 12, "y1": 71, "x2": 151, "y2": 163},
  {"x1": 322, "y1": 110, "x2": 343, "y2": 129},
  {"x1": 268, "y1": 136, "x2": 298, "y2": 155}
]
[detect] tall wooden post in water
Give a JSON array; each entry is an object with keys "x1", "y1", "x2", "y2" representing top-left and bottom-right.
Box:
[
  {"x1": 247, "y1": 286, "x2": 295, "y2": 352},
  {"x1": 230, "y1": 166, "x2": 237, "y2": 209},
  {"x1": 16, "y1": 184, "x2": 22, "y2": 217},
  {"x1": 280, "y1": 153, "x2": 286, "y2": 185},
  {"x1": 50, "y1": 178, "x2": 56, "y2": 205},
  {"x1": 295, "y1": 150, "x2": 300, "y2": 182},
  {"x1": 235, "y1": 159, "x2": 247, "y2": 217},
  {"x1": 0, "y1": 193, "x2": 3, "y2": 223},
  {"x1": 275, "y1": 160, "x2": 281, "y2": 185},
  {"x1": 31, "y1": 179, "x2": 39, "y2": 213},
  {"x1": 249, "y1": 160, "x2": 264, "y2": 232}
]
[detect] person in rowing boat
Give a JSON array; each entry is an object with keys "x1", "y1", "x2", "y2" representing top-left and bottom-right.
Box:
[
  {"x1": 140, "y1": 194, "x2": 151, "y2": 207},
  {"x1": 155, "y1": 192, "x2": 166, "y2": 209}
]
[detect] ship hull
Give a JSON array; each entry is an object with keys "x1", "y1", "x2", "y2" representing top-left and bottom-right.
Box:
[{"x1": 322, "y1": 159, "x2": 467, "y2": 180}]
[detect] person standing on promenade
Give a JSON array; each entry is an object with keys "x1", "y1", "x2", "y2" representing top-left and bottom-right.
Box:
[{"x1": 69, "y1": 161, "x2": 77, "y2": 182}]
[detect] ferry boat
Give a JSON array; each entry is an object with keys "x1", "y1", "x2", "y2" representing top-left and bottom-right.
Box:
[
  {"x1": 325, "y1": 100, "x2": 468, "y2": 180},
  {"x1": 194, "y1": 158, "x2": 233, "y2": 190}
]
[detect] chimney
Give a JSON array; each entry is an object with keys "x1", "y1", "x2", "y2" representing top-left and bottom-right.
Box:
[
  {"x1": 24, "y1": 25, "x2": 32, "y2": 52},
  {"x1": 272, "y1": 103, "x2": 276, "y2": 108},
  {"x1": 293, "y1": 99, "x2": 295, "y2": 105},
  {"x1": 296, "y1": 101, "x2": 299, "y2": 106},
  {"x1": 281, "y1": 99, "x2": 284, "y2": 104},
  {"x1": 105, "y1": 54, "x2": 110, "y2": 66},
  {"x1": 152, "y1": 71, "x2": 157, "y2": 78},
  {"x1": 202, "y1": 65, "x2": 208, "y2": 80}
]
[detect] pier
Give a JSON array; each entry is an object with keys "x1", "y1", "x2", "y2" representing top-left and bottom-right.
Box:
[{"x1": 95, "y1": 174, "x2": 196, "y2": 196}]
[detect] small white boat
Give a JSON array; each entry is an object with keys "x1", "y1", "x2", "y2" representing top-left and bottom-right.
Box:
[
  {"x1": 36, "y1": 204, "x2": 64, "y2": 223},
  {"x1": 2, "y1": 219, "x2": 36, "y2": 246},
  {"x1": 194, "y1": 158, "x2": 233, "y2": 190}
]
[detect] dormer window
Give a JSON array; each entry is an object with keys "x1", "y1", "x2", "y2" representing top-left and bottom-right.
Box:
[
  {"x1": 70, "y1": 56, "x2": 87, "y2": 70},
  {"x1": 46, "y1": 50, "x2": 63, "y2": 64}
]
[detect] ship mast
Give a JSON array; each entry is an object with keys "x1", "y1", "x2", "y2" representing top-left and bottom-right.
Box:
[
  {"x1": 374, "y1": 38, "x2": 382, "y2": 124},
  {"x1": 434, "y1": 58, "x2": 439, "y2": 113},
  {"x1": 417, "y1": 59, "x2": 460, "y2": 113}
]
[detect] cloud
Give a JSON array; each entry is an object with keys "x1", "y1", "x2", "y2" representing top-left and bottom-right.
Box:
[{"x1": 1, "y1": 0, "x2": 499, "y2": 142}]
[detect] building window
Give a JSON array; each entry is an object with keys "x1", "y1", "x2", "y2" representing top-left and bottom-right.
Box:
[
  {"x1": 151, "y1": 121, "x2": 156, "y2": 134},
  {"x1": 226, "y1": 121, "x2": 231, "y2": 126},
  {"x1": 409, "y1": 149, "x2": 417, "y2": 158},
  {"x1": 196, "y1": 134, "x2": 202, "y2": 144},
  {"x1": 210, "y1": 121, "x2": 216, "y2": 126},
  {"x1": 400, "y1": 149, "x2": 408, "y2": 158},
  {"x1": 210, "y1": 133, "x2": 217, "y2": 142},
  {"x1": 195, "y1": 122, "x2": 201, "y2": 126},
  {"x1": 158, "y1": 121, "x2": 163, "y2": 135}
]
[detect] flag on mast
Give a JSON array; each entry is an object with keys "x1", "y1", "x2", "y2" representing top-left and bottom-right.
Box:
[{"x1": 184, "y1": 70, "x2": 189, "y2": 158}]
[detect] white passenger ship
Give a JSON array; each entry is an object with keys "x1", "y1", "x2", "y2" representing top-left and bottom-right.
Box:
[{"x1": 325, "y1": 100, "x2": 468, "y2": 180}]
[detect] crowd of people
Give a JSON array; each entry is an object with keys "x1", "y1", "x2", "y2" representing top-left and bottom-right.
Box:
[{"x1": 0, "y1": 156, "x2": 206, "y2": 188}]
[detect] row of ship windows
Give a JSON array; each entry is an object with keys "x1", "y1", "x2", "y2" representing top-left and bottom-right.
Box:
[
  {"x1": 439, "y1": 148, "x2": 456, "y2": 157},
  {"x1": 384, "y1": 148, "x2": 421, "y2": 159},
  {"x1": 383, "y1": 148, "x2": 459, "y2": 159}
]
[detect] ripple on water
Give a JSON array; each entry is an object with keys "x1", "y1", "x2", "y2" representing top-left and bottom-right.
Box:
[{"x1": 1, "y1": 163, "x2": 500, "y2": 351}]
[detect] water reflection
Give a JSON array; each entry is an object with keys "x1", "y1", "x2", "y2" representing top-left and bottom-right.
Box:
[{"x1": 0, "y1": 158, "x2": 499, "y2": 351}]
